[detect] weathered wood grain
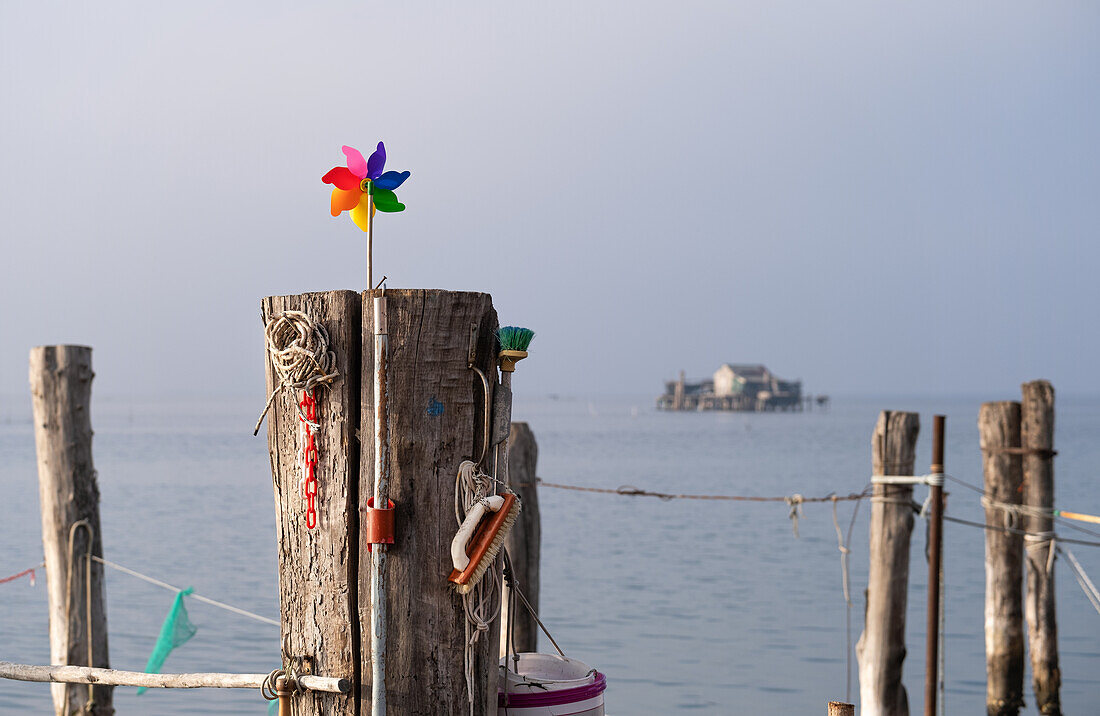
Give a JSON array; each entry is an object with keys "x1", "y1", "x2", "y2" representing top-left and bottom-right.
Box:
[
  {"x1": 0, "y1": 661, "x2": 348, "y2": 692},
  {"x1": 501, "y1": 422, "x2": 540, "y2": 657},
  {"x1": 29, "y1": 345, "x2": 113, "y2": 716},
  {"x1": 263, "y1": 291, "x2": 361, "y2": 716},
  {"x1": 828, "y1": 702, "x2": 856, "y2": 716},
  {"x1": 360, "y1": 289, "x2": 500, "y2": 715},
  {"x1": 857, "y1": 410, "x2": 919, "y2": 716},
  {"x1": 980, "y1": 401, "x2": 1025, "y2": 716},
  {"x1": 1021, "y1": 381, "x2": 1060, "y2": 715}
]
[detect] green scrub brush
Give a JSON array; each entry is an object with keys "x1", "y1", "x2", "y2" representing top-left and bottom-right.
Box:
[{"x1": 497, "y1": 326, "x2": 535, "y2": 372}]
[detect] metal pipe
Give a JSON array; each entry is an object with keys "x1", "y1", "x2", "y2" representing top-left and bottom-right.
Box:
[
  {"x1": 925, "y1": 415, "x2": 945, "y2": 716},
  {"x1": 371, "y1": 293, "x2": 389, "y2": 716}
]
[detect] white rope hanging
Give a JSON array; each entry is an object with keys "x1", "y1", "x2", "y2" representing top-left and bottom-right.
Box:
[
  {"x1": 254, "y1": 310, "x2": 339, "y2": 435},
  {"x1": 454, "y1": 460, "x2": 503, "y2": 716}
]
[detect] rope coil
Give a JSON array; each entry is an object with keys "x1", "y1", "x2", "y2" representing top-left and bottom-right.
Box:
[{"x1": 254, "y1": 310, "x2": 339, "y2": 435}]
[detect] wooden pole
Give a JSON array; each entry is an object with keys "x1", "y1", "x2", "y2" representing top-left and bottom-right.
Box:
[
  {"x1": 360, "y1": 289, "x2": 500, "y2": 714},
  {"x1": 29, "y1": 345, "x2": 113, "y2": 716},
  {"x1": 1021, "y1": 380, "x2": 1061, "y2": 715},
  {"x1": 828, "y1": 702, "x2": 856, "y2": 716},
  {"x1": 262, "y1": 292, "x2": 361, "y2": 716},
  {"x1": 856, "y1": 410, "x2": 919, "y2": 716},
  {"x1": 980, "y1": 401, "x2": 1025, "y2": 716},
  {"x1": 0, "y1": 661, "x2": 348, "y2": 692},
  {"x1": 501, "y1": 422, "x2": 541, "y2": 657},
  {"x1": 924, "y1": 415, "x2": 945, "y2": 716}
]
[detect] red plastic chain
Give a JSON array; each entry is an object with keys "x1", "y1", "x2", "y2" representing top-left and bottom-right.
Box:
[{"x1": 299, "y1": 390, "x2": 319, "y2": 529}]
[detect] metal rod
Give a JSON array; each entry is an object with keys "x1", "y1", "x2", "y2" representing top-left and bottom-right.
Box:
[
  {"x1": 925, "y1": 414, "x2": 945, "y2": 716},
  {"x1": 371, "y1": 293, "x2": 389, "y2": 716}
]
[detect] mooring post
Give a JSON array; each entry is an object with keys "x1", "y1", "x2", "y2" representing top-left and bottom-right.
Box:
[
  {"x1": 29, "y1": 345, "x2": 113, "y2": 716},
  {"x1": 261, "y1": 292, "x2": 361, "y2": 716},
  {"x1": 360, "y1": 289, "x2": 500, "y2": 714},
  {"x1": 979, "y1": 401, "x2": 1025, "y2": 716},
  {"x1": 856, "y1": 410, "x2": 919, "y2": 716},
  {"x1": 828, "y1": 702, "x2": 856, "y2": 716},
  {"x1": 501, "y1": 422, "x2": 541, "y2": 657},
  {"x1": 924, "y1": 415, "x2": 945, "y2": 716},
  {"x1": 1021, "y1": 381, "x2": 1060, "y2": 715}
]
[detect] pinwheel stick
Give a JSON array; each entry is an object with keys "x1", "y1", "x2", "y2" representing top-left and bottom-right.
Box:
[{"x1": 367, "y1": 190, "x2": 374, "y2": 291}]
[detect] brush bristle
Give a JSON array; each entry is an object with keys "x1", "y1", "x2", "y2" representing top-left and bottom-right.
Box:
[
  {"x1": 452, "y1": 499, "x2": 521, "y2": 594},
  {"x1": 498, "y1": 326, "x2": 535, "y2": 352}
]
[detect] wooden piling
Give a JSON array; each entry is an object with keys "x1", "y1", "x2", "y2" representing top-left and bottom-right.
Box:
[
  {"x1": 360, "y1": 289, "x2": 501, "y2": 714},
  {"x1": 501, "y1": 422, "x2": 541, "y2": 657},
  {"x1": 828, "y1": 702, "x2": 856, "y2": 716},
  {"x1": 29, "y1": 345, "x2": 113, "y2": 716},
  {"x1": 1021, "y1": 381, "x2": 1060, "y2": 715},
  {"x1": 980, "y1": 401, "x2": 1025, "y2": 716},
  {"x1": 262, "y1": 292, "x2": 361, "y2": 716},
  {"x1": 856, "y1": 410, "x2": 919, "y2": 716}
]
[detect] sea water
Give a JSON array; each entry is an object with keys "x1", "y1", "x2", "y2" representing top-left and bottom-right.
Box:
[{"x1": 0, "y1": 393, "x2": 1098, "y2": 714}]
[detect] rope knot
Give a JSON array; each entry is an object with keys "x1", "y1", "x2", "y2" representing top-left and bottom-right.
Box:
[
  {"x1": 785, "y1": 494, "x2": 804, "y2": 537},
  {"x1": 254, "y1": 310, "x2": 340, "y2": 434}
]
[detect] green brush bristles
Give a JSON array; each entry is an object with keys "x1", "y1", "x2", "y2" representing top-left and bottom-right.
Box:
[{"x1": 498, "y1": 326, "x2": 535, "y2": 352}]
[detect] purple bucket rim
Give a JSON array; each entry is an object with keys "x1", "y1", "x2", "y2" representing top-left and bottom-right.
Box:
[{"x1": 498, "y1": 671, "x2": 606, "y2": 708}]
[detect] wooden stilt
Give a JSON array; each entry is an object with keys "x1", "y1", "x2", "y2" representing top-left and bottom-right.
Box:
[
  {"x1": 1021, "y1": 381, "x2": 1061, "y2": 715},
  {"x1": 856, "y1": 410, "x2": 919, "y2": 716},
  {"x1": 980, "y1": 401, "x2": 1025, "y2": 716},
  {"x1": 501, "y1": 422, "x2": 541, "y2": 657},
  {"x1": 262, "y1": 292, "x2": 361, "y2": 716}
]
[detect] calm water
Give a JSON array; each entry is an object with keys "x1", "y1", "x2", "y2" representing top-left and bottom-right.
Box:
[{"x1": 1, "y1": 393, "x2": 1098, "y2": 714}]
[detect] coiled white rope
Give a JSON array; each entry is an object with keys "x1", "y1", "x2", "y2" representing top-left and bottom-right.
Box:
[
  {"x1": 455, "y1": 460, "x2": 503, "y2": 716},
  {"x1": 253, "y1": 310, "x2": 339, "y2": 435}
]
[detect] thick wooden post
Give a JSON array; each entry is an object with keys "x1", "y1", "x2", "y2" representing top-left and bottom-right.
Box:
[
  {"x1": 1021, "y1": 381, "x2": 1060, "y2": 715},
  {"x1": 360, "y1": 289, "x2": 500, "y2": 714},
  {"x1": 29, "y1": 345, "x2": 113, "y2": 716},
  {"x1": 857, "y1": 410, "x2": 919, "y2": 716},
  {"x1": 828, "y1": 702, "x2": 856, "y2": 716},
  {"x1": 501, "y1": 422, "x2": 540, "y2": 657},
  {"x1": 980, "y1": 401, "x2": 1025, "y2": 716},
  {"x1": 262, "y1": 292, "x2": 361, "y2": 716}
]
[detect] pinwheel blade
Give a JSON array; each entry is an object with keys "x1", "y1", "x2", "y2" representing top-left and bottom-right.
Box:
[
  {"x1": 330, "y1": 187, "x2": 361, "y2": 216},
  {"x1": 366, "y1": 141, "x2": 386, "y2": 179},
  {"x1": 342, "y1": 145, "x2": 368, "y2": 178},
  {"x1": 351, "y1": 194, "x2": 378, "y2": 231},
  {"x1": 373, "y1": 170, "x2": 410, "y2": 191},
  {"x1": 372, "y1": 188, "x2": 405, "y2": 213},
  {"x1": 322, "y1": 166, "x2": 361, "y2": 191}
]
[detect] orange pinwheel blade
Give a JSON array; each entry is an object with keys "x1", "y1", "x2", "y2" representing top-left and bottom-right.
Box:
[{"x1": 331, "y1": 188, "x2": 361, "y2": 216}]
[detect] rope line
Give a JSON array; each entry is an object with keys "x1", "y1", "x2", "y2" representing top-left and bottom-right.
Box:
[
  {"x1": 0, "y1": 562, "x2": 42, "y2": 586},
  {"x1": 1060, "y1": 546, "x2": 1100, "y2": 616},
  {"x1": 533, "y1": 478, "x2": 868, "y2": 504},
  {"x1": 93, "y1": 557, "x2": 279, "y2": 626}
]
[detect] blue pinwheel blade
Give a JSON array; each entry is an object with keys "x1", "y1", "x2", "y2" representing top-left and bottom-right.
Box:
[{"x1": 373, "y1": 170, "x2": 410, "y2": 191}]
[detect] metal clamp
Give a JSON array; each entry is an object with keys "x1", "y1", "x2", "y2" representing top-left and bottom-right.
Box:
[{"x1": 364, "y1": 498, "x2": 395, "y2": 552}]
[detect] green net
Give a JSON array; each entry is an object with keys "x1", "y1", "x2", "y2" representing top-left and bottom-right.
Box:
[{"x1": 137, "y1": 587, "x2": 197, "y2": 695}]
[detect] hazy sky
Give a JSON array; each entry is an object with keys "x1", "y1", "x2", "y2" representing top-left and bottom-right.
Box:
[{"x1": 2, "y1": 2, "x2": 1098, "y2": 401}]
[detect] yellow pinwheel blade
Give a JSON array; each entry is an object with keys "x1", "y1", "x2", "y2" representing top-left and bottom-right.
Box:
[{"x1": 350, "y1": 195, "x2": 377, "y2": 232}]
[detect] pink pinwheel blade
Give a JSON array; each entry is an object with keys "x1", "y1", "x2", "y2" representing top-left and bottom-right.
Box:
[
  {"x1": 366, "y1": 141, "x2": 386, "y2": 179},
  {"x1": 342, "y1": 145, "x2": 368, "y2": 178}
]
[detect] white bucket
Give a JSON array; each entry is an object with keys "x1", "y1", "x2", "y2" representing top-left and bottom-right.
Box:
[{"x1": 498, "y1": 653, "x2": 606, "y2": 716}]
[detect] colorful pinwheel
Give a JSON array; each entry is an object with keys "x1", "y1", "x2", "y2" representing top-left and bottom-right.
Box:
[{"x1": 322, "y1": 142, "x2": 410, "y2": 232}]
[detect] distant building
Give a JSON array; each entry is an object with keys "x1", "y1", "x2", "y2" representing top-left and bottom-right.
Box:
[{"x1": 657, "y1": 364, "x2": 810, "y2": 412}]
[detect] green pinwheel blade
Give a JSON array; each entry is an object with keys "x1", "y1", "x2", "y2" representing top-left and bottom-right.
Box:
[{"x1": 372, "y1": 188, "x2": 406, "y2": 213}]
